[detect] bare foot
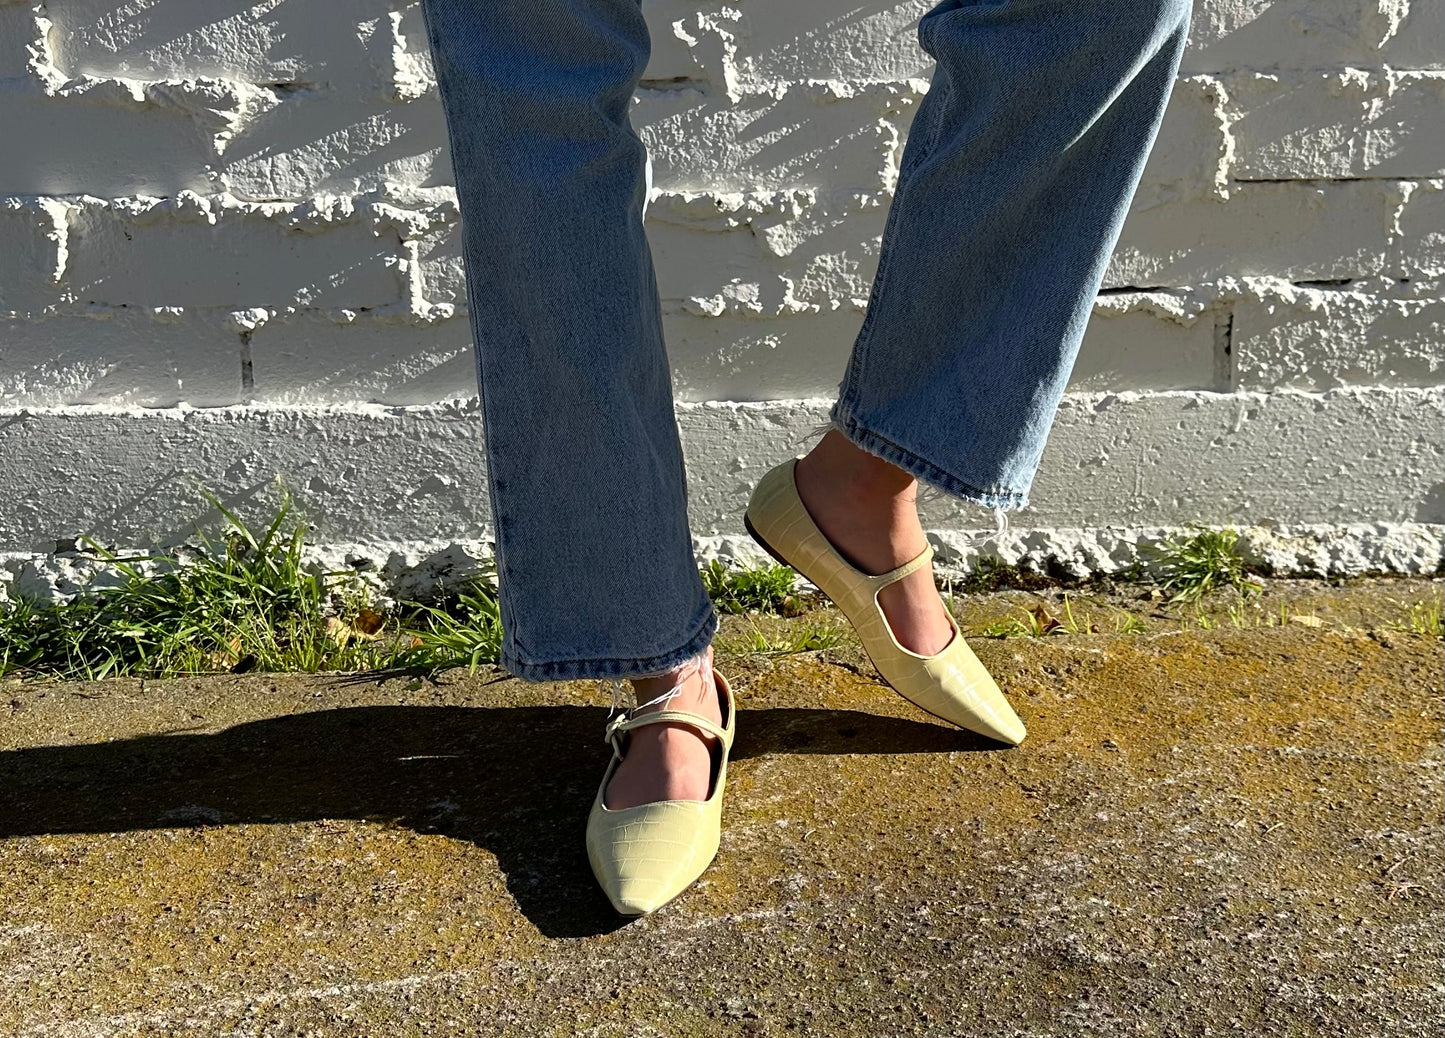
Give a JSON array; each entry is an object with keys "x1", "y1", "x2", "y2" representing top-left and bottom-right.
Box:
[
  {"x1": 602, "y1": 644, "x2": 723, "y2": 810},
  {"x1": 792, "y1": 430, "x2": 956, "y2": 656}
]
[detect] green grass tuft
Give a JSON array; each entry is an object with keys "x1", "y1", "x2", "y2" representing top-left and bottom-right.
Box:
[
  {"x1": 396, "y1": 577, "x2": 505, "y2": 674},
  {"x1": 1149, "y1": 527, "x2": 1263, "y2": 603},
  {"x1": 1384, "y1": 595, "x2": 1444, "y2": 638},
  {"x1": 0, "y1": 487, "x2": 512, "y2": 680},
  {"x1": 723, "y1": 619, "x2": 843, "y2": 657},
  {"x1": 0, "y1": 488, "x2": 367, "y2": 679},
  {"x1": 700, "y1": 559, "x2": 807, "y2": 615}
]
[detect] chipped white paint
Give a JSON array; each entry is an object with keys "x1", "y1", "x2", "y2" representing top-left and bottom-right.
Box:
[{"x1": 0, "y1": 1, "x2": 1441, "y2": 578}]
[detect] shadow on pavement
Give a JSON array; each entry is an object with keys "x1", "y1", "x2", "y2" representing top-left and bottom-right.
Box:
[{"x1": 0, "y1": 705, "x2": 996, "y2": 938}]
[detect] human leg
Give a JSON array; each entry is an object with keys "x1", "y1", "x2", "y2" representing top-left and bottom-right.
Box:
[
  {"x1": 827, "y1": 0, "x2": 1195, "y2": 506},
  {"x1": 416, "y1": 0, "x2": 717, "y2": 684},
  {"x1": 803, "y1": 0, "x2": 1195, "y2": 654},
  {"x1": 416, "y1": 0, "x2": 732, "y2": 913},
  {"x1": 747, "y1": 0, "x2": 1191, "y2": 741}
]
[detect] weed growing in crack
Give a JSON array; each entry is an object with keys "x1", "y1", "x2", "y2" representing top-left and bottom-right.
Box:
[
  {"x1": 700, "y1": 559, "x2": 811, "y2": 615},
  {"x1": 1113, "y1": 611, "x2": 1147, "y2": 635},
  {"x1": 1227, "y1": 600, "x2": 1256, "y2": 628},
  {"x1": 1383, "y1": 595, "x2": 1443, "y2": 638},
  {"x1": 977, "y1": 593, "x2": 1148, "y2": 639},
  {"x1": 0, "y1": 488, "x2": 506, "y2": 680},
  {"x1": 722, "y1": 620, "x2": 843, "y2": 657},
  {"x1": 1149, "y1": 527, "x2": 1263, "y2": 603}
]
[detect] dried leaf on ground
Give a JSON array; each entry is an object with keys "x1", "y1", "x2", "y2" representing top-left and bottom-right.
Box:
[
  {"x1": 1029, "y1": 602, "x2": 1062, "y2": 635},
  {"x1": 326, "y1": 615, "x2": 385, "y2": 647},
  {"x1": 353, "y1": 608, "x2": 386, "y2": 635},
  {"x1": 205, "y1": 637, "x2": 243, "y2": 669}
]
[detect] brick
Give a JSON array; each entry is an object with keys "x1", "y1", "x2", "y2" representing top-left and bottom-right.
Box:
[
  {"x1": 0, "y1": 306, "x2": 242, "y2": 406},
  {"x1": 1033, "y1": 386, "x2": 1444, "y2": 526},
  {"x1": 1074, "y1": 291, "x2": 1225, "y2": 391},
  {"x1": 697, "y1": 2, "x2": 933, "y2": 93},
  {"x1": 0, "y1": 88, "x2": 216, "y2": 196},
  {"x1": 1227, "y1": 70, "x2": 1445, "y2": 180},
  {"x1": 662, "y1": 308, "x2": 862, "y2": 400},
  {"x1": 46, "y1": 0, "x2": 399, "y2": 92},
  {"x1": 386, "y1": 4, "x2": 436, "y2": 102},
  {"x1": 641, "y1": 0, "x2": 724, "y2": 84},
  {"x1": 1108, "y1": 179, "x2": 1403, "y2": 286},
  {"x1": 635, "y1": 78, "x2": 918, "y2": 193},
  {"x1": 1184, "y1": 0, "x2": 1445, "y2": 74},
  {"x1": 0, "y1": 197, "x2": 67, "y2": 311},
  {"x1": 1232, "y1": 277, "x2": 1445, "y2": 390},
  {"x1": 1391, "y1": 178, "x2": 1445, "y2": 278},
  {"x1": 246, "y1": 309, "x2": 475, "y2": 406},
  {"x1": 0, "y1": 2, "x2": 39, "y2": 81},
  {"x1": 0, "y1": 405, "x2": 498, "y2": 551},
  {"x1": 1136, "y1": 75, "x2": 1232, "y2": 205},
  {"x1": 62, "y1": 195, "x2": 404, "y2": 309},
  {"x1": 643, "y1": 189, "x2": 878, "y2": 314},
  {"x1": 218, "y1": 92, "x2": 451, "y2": 199},
  {"x1": 413, "y1": 217, "x2": 467, "y2": 311}
]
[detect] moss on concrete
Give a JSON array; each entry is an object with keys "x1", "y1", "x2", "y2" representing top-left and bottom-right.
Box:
[{"x1": 1, "y1": 580, "x2": 1439, "y2": 1036}]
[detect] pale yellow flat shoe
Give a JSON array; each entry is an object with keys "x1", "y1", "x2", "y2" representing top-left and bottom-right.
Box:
[
  {"x1": 585, "y1": 665, "x2": 736, "y2": 916},
  {"x1": 744, "y1": 455, "x2": 1026, "y2": 746}
]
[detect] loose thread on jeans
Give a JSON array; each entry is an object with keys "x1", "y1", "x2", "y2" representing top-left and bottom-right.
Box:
[
  {"x1": 601, "y1": 644, "x2": 712, "y2": 719},
  {"x1": 984, "y1": 504, "x2": 1010, "y2": 545},
  {"x1": 915, "y1": 485, "x2": 1009, "y2": 548},
  {"x1": 788, "y1": 419, "x2": 837, "y2": 451}
]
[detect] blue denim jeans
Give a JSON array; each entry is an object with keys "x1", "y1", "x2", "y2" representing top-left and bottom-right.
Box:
[{"x1": 416, "y1": 0, "x2": 1191, "y2": 682}]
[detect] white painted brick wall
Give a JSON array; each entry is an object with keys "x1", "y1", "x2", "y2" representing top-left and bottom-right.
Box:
[{"x1": 0, "y1": 0, "x2": 1442, "y2": 580}]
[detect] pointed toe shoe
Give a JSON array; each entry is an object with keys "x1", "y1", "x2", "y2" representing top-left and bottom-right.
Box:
[
  {"x1": 586, "y1": 667, "x2": 736, "y2": 916},
  {"x1": 744, "y1": 456, "x2": 1025, "y2": 746}
]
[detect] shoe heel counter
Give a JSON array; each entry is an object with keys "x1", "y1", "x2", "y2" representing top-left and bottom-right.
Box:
[{"x1": 746, "y1": 459, "x2": 798, "y2": 537}]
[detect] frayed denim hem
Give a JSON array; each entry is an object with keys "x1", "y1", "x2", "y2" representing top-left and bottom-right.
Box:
[
  {"x1": 498, "y1": 599, "x2": 719, "y2": 683},
  {"x1": 826, "y1": 405, "x2": 1030, "y2": 514}
]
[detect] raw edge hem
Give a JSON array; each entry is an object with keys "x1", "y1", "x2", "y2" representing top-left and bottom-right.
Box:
[
  {"x1": 498, "y1": 602, "x2": 719, "y2": 683},
  {"x1": 827, "y1": 405, "x2": 1030, "y2": 513}
]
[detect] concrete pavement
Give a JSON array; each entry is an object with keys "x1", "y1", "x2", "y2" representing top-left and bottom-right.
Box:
[{"x1": 2, "y1": 582, "x2": 1440, "y2": 1036}]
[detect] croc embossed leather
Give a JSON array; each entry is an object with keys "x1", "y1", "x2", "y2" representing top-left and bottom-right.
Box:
[
  {"x1": 744, "y1": 456, "x2": 1025, "y2": 746},
  {"x1": 586, "y1": 665, "x2": 736, "y2": 916}
]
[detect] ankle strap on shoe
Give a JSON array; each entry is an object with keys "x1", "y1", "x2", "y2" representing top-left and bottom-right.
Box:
[
  {"x1": 866, "y1": 542, "x2": 935, "y2": 590},
  {"x1": 605, "y1": 707, "x2": 731, "y2": 753}
]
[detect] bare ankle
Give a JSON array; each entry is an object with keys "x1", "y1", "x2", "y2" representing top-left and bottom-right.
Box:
[
  {"x1": 627, "y1": 644, "x2": 718, "y2": 721},
  {"x1": 800, "y1": 430, "x2": 917, "y2": 505},
  {"x1": 793, "y1": 433, "x2": 934, "y2": 575}
]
